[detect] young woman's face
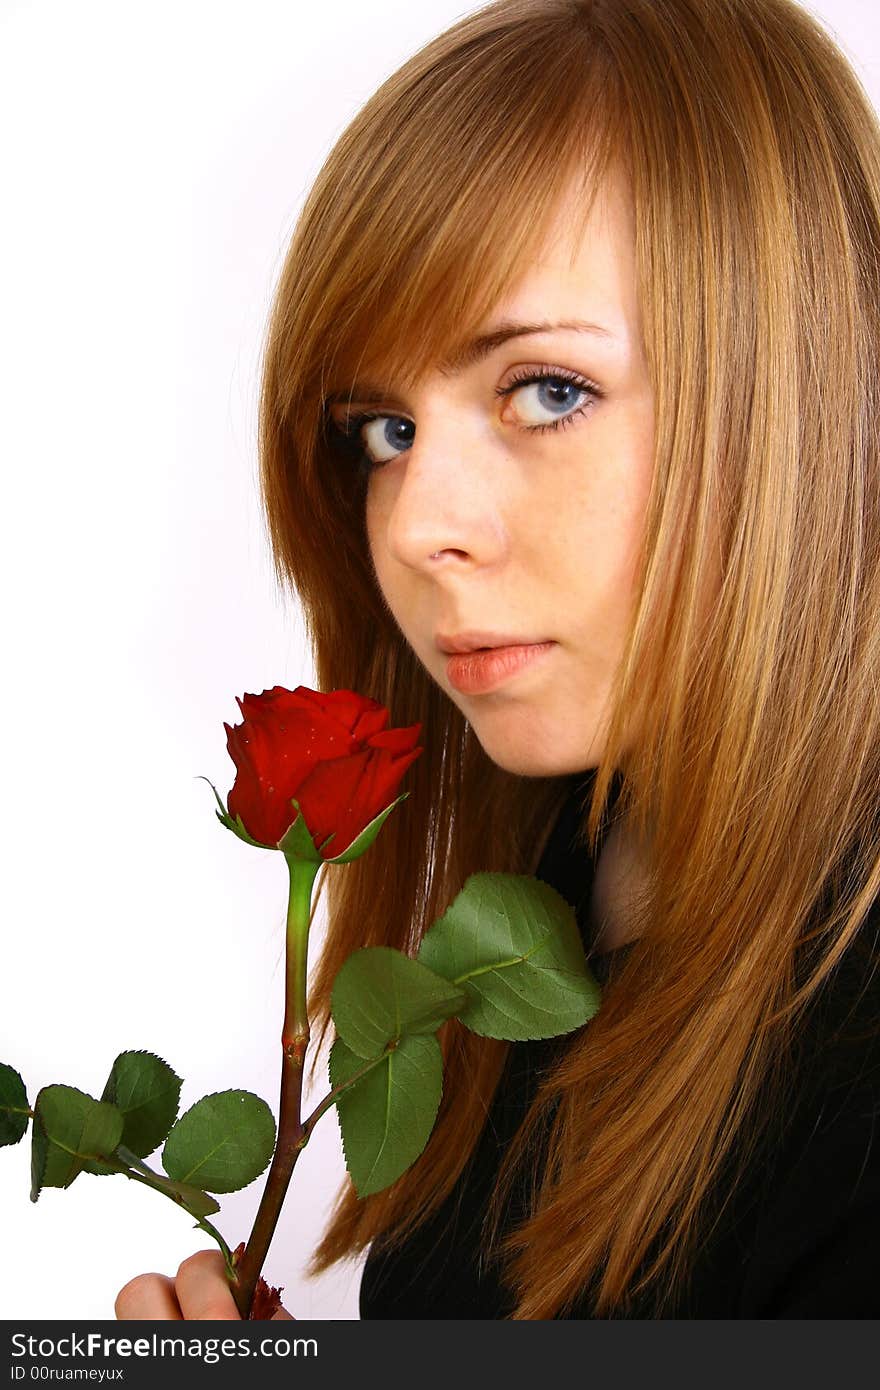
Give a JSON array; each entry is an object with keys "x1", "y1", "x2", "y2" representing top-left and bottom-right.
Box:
[{"x1": 336, "y1": 166, "x2": 655, "y2": 776}]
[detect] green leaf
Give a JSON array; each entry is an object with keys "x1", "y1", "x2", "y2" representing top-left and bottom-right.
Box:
[
  {"x1": 330, "y1": 1033, "x2": 442, "y2": 1197},
  {"x1": 0, "y1": 1063, "x2": 30, "y2": 1146},
  {"x1": 81, "y1": 1051, "x2": 182, "y2": 1174},
  {"x1": 30, "y1": 1085, "x2": 125, "y2": 1202},
  {"x1": 330, "y1": 947, "x2": 468, "y2": 1059},
  {"x1": 320, "y1": 793, "x2": 410, "y2": 864},
  {"x1": 417, "y1": 872, "x2": 602, "y2": 1041},
  {"x1": 162, "y1": 1090, "x2": 276, "y2": 1193}
]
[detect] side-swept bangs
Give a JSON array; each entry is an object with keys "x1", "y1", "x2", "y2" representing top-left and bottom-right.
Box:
[{"x1": 261, "y1": 7, "x2": 624, "y2": 590}]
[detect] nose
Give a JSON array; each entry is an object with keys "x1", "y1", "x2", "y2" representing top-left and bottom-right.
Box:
[{"x1": 378, "y1": 407, "x2": 508, "y2": 574}]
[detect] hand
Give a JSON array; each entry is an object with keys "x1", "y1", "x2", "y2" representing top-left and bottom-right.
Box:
[{"x1": 114, "y1": 1248, "x2": 295, "y2": 1320}]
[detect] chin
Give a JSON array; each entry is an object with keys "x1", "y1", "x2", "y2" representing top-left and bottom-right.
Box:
[{"x1": 470, "y1": 726, "x2": 600, "y2": 779}]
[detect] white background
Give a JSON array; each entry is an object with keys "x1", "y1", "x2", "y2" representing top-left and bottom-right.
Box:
[{"x1": 1, "y1": 0, "x2": 878, "y2": 1321}]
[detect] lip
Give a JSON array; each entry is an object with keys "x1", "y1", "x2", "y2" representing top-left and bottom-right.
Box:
[
  {"x1": 445, "y1": 641, "x2": 556, "y2": 695},
  {"x1": 435, "y1": 630, "x2": 550, "y2": 654}
]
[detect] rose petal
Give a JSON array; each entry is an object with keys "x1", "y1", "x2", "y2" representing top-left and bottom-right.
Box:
[
  {"x1": 287, "y1": 686, "x2": 386, "y2": 736},
  {"x1": 366, "y1": 722, "x2": 423, "y2": 754}
]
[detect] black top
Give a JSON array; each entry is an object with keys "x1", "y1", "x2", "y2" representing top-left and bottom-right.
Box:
[{"x1": 359, "y1": 770, "x2": 880, "y2": 1318}]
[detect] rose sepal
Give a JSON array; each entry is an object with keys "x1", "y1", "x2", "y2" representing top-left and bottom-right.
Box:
[
  {"x1": 196, "y1": 776, "x2": 275, "y2": 850},
  {"x1": 317, "y1": 792, "x2": 411, "y2": 864},
  {"x1": 276, "y1": 800, "x2": 329, "y2": 861}
]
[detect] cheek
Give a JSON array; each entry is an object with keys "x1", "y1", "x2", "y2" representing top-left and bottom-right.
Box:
[
  {"x1": 364, "y1": 490, "x2": 401, "y2": 611},
  {"x1": 559, "y1": 465, "x2": 648, "y2": 591},
  {"x1": 364, "y1": 489, "x2": 386, "y2": 574},
  {"x1": 589, "y1": 413, "x2": 653, "y2": 584},
  {"x1": 553, "y1": 441, "x2": 652, "y2": 653}
]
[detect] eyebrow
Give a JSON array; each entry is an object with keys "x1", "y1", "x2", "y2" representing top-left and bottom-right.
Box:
[{"x1": 324, "y1": 318, "x2": 616, "y2": 408}]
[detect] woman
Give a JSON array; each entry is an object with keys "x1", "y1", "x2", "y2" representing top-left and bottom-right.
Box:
[{"x1": 115, "y1": 0, "x2": 880, "y2": 1319}]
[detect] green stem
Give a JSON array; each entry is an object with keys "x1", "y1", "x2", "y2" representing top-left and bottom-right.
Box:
[
  {"x1": 229, "y1": 853, "x2": 321, "y2": 1318},
  {"x1": 111, "y1": 1146, "x2": 236, "y2": 1276},
  {"x1": 192, "y1": 1217, "x2": 236, "y2": 1277}
]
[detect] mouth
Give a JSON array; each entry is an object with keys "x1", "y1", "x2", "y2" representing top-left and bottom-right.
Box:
[
  {"x1": 443, "y1": 640, "x2": 557, "y2": 695},
  {"x1": 435, "y1": 630, "x2": 552, "y2": 655}
]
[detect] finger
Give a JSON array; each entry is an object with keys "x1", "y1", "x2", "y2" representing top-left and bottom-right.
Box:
[
  {"x1": 175, "y1": 1248, "x2": 243, "y2": 1320},
  {"x1": 115, "y1": 1273, "x2": 183, "y2": 1321}
]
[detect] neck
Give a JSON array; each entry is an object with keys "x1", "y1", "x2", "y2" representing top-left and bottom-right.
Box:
[{"x1": 589, "y1": 817, "x2": 651, "y2": 953}]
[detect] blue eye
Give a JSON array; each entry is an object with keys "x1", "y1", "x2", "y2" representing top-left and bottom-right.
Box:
[{"x1": 329, "y1": 366, "x2": 602, "y2": 476}]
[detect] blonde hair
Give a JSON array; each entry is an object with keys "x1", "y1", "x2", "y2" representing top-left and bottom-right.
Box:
[{"x1": 256, "y1": 0, "x2": 880, "y2": 1317}]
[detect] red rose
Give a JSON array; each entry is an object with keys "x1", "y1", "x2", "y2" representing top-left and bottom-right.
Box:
[{"x1": 223, "y1": 686, "x2": 423, "y2": 856}]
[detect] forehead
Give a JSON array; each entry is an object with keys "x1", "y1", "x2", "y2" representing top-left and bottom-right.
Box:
[{"x1": 495, "y1": 166, "x2": 638, "y2": 350}]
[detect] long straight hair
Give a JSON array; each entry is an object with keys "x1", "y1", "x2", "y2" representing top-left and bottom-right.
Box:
[{"x1": 256, "y1": 0, "x2": 880, "y2": 1317}]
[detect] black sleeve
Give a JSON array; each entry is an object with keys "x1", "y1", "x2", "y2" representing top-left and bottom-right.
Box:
[{"x1": 739, "y1": 1000, "x2": 880, "y2": 1318}]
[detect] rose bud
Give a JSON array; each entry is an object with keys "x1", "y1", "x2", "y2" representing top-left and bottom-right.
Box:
[{"x1": 210, "y1": 685, "x2": 422, "y2": 861}]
